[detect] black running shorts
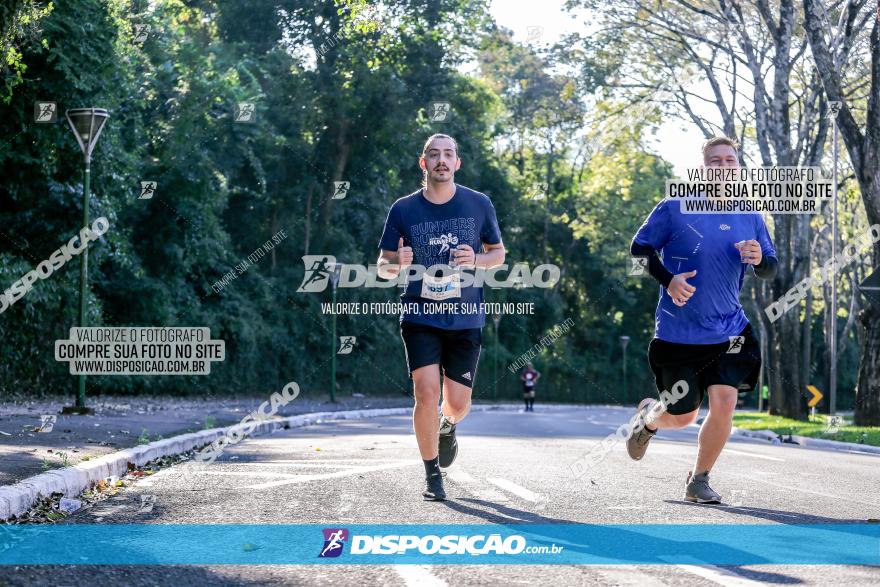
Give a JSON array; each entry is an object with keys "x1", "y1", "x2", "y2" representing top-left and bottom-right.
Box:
[
  {"x1": 400, "y1": 321, "x2": 482, "y2": 388},
  {"x1": 647, "y1": 324, "x2": 761, "y2": 415}
]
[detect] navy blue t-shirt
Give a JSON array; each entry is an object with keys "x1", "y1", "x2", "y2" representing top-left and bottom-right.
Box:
[
  {"x1": 633, "y1": 198, "x2": 777, "y2": 344},
  {"x1": 378, "y1": 184, "x2": 502, "y2": 329}
]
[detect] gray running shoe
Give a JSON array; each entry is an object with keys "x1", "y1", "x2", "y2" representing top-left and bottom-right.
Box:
[
  {"x1": 685, "y1": 470, "x2": 722, "y2": 504},
  {"x1": 438, "y1": 413, "x2": 458, "y2": 468},
  {"x1": 626, "y1": 398, "x2": 658, "y2": 461}
]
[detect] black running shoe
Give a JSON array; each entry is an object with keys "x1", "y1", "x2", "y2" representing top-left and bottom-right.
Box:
[
  {"x1": 423, "y1": 472, "x2": 446, "y2": 501},
  {"x1": 438, "y1": 414, "x2": 458, "y2": 468}
]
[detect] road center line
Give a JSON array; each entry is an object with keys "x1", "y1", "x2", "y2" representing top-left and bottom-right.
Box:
[
  {"x1": 594, "y1": 566, "x2": 669, "y2": 586},
  {"x1": 721, "y1": 448, "x2": 784, "y2": 462},
  {"x1": 393, "y1": 565, "x2": 447, "y2": 587},
  {"x1": 739, "y1": 476, "x2": 880, "y2": 509},
  {"x1": 486, "y1": 477, "x2": 544, "y2": 502},
  {"x1": 444, "y1": 469, "x2": 510, "y2": 502},
  {"x1": 675, "y1": 564, "x2": 767, "y2": 586},
  {"x1": 240, "y1": 461, "x2": 418, "y2": 489}
]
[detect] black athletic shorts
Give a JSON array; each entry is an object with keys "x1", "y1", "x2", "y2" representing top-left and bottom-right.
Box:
[
  {"x1": 400, "y1": 321, "x2": 482, "y2": 388},
  {"x1": 647, "y1": 323, "x2": 761, "y2": 415}
]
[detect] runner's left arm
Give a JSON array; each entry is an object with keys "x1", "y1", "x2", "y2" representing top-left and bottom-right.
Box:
[
  {"x1": 754, "y1": 256, "x2": 777, "y2": 279},
  {"x1": 752, "y1": 215, "x2": 778, "y2": 280},
  {"x1": 455, "y1": 195, "x2": 505, "y2": 268}
]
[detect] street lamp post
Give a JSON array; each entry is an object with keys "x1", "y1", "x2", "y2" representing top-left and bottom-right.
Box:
[
  {"x1": 619, "y1": 335, "x2": 630, "y2": 402},
  {"x1": 492, "y1": 312, "x2": 501, "y2": 401},
  {"x1": 63, "y1": 108, "x2": 109, "y2": 416},
  {"x1": 830, "y1": 106, "x2": 839, "y2": 416},
  {"x1": 328, "y1": 262, "x2": 342, "y2": 403}
]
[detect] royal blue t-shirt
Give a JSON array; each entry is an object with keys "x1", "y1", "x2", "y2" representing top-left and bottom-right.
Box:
[
  {"x1": 633, "y1": 198, "x2": 777, "y2": 344},
  {"x1": 378, "y1": 184, "x2": 502, "y2": 329}
]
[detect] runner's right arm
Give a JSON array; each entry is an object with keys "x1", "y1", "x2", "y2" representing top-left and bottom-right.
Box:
[
  {"x1": 377, "y1": 202, "x2": 411, "y2": 279},
  {"x1": 630, "y1": 241, "x2": 674, "y2": 288},
  {"x1": 377, "y1": 239, "x2": 412, "y2": 279}
]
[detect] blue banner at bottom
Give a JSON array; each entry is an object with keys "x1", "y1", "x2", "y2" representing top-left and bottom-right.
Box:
[{"x1": 1, "y1": 524, "x2": 878, "y2": 565}]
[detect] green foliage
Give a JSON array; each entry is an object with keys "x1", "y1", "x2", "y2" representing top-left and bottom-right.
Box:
[{"x1": 1, "y1": 0, "x2": 670, "y2": 405}]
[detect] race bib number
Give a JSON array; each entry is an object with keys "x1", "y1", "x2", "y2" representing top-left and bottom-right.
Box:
[{"x1": 421, "y1": 272, "x2": 461, "y2": 300}]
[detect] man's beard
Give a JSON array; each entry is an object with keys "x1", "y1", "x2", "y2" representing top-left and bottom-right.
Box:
[{"x1": 428, "y1": 168, "x2": 453, "y2": 183}]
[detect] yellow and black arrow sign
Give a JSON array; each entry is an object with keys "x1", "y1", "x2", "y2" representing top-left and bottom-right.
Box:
[{"x1": 807, "y1": 385, "x2": 824, "y2": 408}]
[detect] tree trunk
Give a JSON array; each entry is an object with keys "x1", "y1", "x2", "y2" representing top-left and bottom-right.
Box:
[
  {"x1": 855, "y1": 302, "x2": 880, "y2": 424},
  {"x1": 803, "y1": 0, "x2": 880, "y2": 424}
]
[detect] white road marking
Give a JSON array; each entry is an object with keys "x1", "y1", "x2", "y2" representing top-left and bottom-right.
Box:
[
  {"x1": 236, "y1": 461, "x2": 417, "y2": 489},
  {"x1": 595, "y1": 566, "x2": 669, "y2": 586},
  {"x1": 740, "y1": 476, "x2": 880, "y2": 509},
  {"x1": 444, "y1": 469, "x2": 510, "y2": 502},
  {"x1": 486, "y1": 477, "x2": 544, "y2": 502},
  {"x1": 676, "y1": 564, "x2": 766, "y2": 586},
  {"x1": 199, "y1": 471, "x2": 300, "y2": 478},
  {"x1": 222, "y1": 462, "x2": 401, "y2": 468},
  {"x1": 721, "y1": 448, "x2": 784, "y2": 462},
  {"x1": 394, "y1": 565, "x2": 447, "y2": 587}
]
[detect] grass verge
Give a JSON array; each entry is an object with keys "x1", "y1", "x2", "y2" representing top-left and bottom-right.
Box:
[{"x1": 733, "y1": 412, "x2": 880, "y2": 447}]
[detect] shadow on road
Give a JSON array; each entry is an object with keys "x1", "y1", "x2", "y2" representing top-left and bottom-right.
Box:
[
  {"x1": 438, "y1": 497, "x2": 804, "y2": 583},
  {"x1": 665, "y1": 499, "x2": 874, "y2": 525}
]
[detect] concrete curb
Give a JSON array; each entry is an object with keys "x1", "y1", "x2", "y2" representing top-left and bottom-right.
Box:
[
  {"x1": 0, "y1": 402, "x2": 546, "y2": 521},
  {"x1": 731, "y1": 426, "x2": 880, "y2": 455}
]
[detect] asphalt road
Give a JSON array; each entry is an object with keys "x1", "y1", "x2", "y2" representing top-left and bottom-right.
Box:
[{"x1": 3, "y1": 405, "x2": 879, "y2": 586}]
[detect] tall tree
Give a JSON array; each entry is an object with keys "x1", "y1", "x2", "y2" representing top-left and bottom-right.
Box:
[
  {"x1": 803, "y1": 0, "x2": 880, "y2": 424},
  {"x1": 571, "y1": 0, "x2": 836, "y2": 419}
]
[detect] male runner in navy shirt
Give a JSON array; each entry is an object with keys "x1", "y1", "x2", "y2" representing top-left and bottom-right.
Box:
[
  {"x1": 627, "y1": 136, "x2": 778, "y2": 504},
  {"x1": 377, "y1": 134, "x2": 505, "y2": 501}
]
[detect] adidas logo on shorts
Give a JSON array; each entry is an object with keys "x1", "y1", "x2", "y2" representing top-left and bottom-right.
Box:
[{"x1": 461, "y1": 372, "x2": 472, "y2": 381}]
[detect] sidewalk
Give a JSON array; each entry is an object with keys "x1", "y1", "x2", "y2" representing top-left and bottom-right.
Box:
[{"x1": 0, "y1": 393, "x2": 414, "y2": 487}]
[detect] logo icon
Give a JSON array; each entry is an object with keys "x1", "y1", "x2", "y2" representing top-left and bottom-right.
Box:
[
  {"x1": 828, "y1": 101, "x2": 842, "y2": 119},
  {"x1": 34, "y1": 102, "x2": 57, "y2": 123},
  {"x1": 139, "y1": 181, "x2": 156, "y2": 200},
  {"x1": 428, "y1": 101, "x2": 451, "y2": 122},
  {"x1": 133, "y1": 24, "x2": 151, "y2": 44},
  {"x1": 319, "y1": 528, "x2": 349, "y2": 558},
  {"x1": 332, "y1": 181, "x2": 350, "y2": 200},
  {"x1": 526, "y1": 26, "x2": 544, "y2": 43},
  {"x1": 461, "y1": 372, "x2": 472, "y2": 381},
  {"x1": 719, "y1": 224, "x2": 731, "y2": 231},
  {"x1": 138, "y1": 494, "x2": 156, "y2": 513},
  {"x1": 235, "y1": 102, "x2": 256, "y2": 123},
  {"x1": 727, "y1": 336, "x2": 745, "y2": 354},
  {"x1": 628, "y1": 256, "x2": 648, "y2": 276},
  {"x1": 337, "y1": 336, "x2": 356, "y2": 355},
  {"x1": 37, "y1": 415, "x2": 56, "y2": 433},
  {"x1": 297, "y1": 255, "x2": 339, "y2": 292},
  {"x1": 429, "y1": 232, "x2": 458, "y2": 255},
  {"x1": 825, "y1": 415, "x2": 842, "y2": 435}
]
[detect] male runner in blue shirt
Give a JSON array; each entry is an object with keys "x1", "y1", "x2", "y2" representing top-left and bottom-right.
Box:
[
  {"x1": 627, "y1": 136, "x2": 778, "y2": 503},
  {"x1": 377, "y1": 134, "x2": 505, "y2": 501}
]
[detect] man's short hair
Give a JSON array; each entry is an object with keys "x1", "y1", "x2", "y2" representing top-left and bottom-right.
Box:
[
  {"x1": 702, "y1": 136, "x2": 739, "y2": 158},
  {"x1": 421, "y1": 133, "x2": 459, "y2": 157}
]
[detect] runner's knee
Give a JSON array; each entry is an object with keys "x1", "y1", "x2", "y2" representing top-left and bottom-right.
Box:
[
  {"x1": 413, "y1": 383, "x2": 440, "y2": 405},
  {"x1": 708, "y1": 386, "x2": 738, "y2": 415},
  {"x1": 444, "y1": 395, "x2": 470, "y2": 415}
]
